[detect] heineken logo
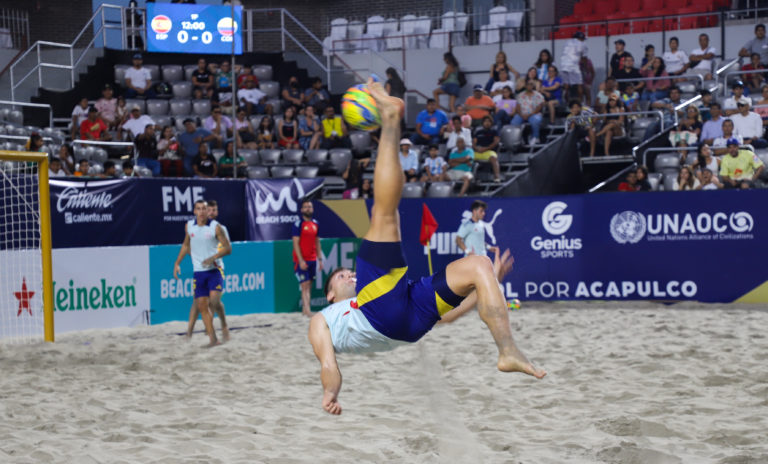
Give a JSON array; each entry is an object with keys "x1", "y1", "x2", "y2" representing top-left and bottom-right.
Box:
[{"x1": 53, "y1": 278, "x2": 137, "y2": 311}]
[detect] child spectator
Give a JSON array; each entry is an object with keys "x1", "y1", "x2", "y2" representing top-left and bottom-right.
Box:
[
  {"x1": 669, "y1": 105, "x2": 702, "y2": 157},
  {"x1": 566, "y1": 100, "x2": 597, "y2": 157},
  {"x1": 257, "y1": 115, "x2": 276, "y2": 149},
  {"x1": 49, "y1": 157, "x2": 66, "y2": 177},
  {"x1": 621, "y1": 82, "x2": 639, "y2": 113},
  {"x1": 595, "y1": 77, "x2": 621, "y2": 114},
  {"x1": 74, "y1": 159, "x2": 90, "y2": 177},
  {"x1": 697, "y1": 168, "x2": 723, "y2": 190},
  {"x1": 71, "y1": 97, "x2": 89, "y2": 140},
  {"x1": 420, "y1": 144, "x2": 448, "y2": 182}
]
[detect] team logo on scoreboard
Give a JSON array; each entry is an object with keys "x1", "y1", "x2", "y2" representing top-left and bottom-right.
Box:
[
  {"x1": 151, "y1": 15, "x2": 173, "y2": 34},
  {"x1": 610, "y1": 211, "x2": 647, "y2": 244},
  {"x1": 217, "y1": 17, "x2": 238, "y2": 37}
]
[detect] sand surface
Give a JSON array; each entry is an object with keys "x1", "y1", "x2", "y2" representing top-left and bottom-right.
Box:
[{"x1": 1, "y1": 302, "x2": 768, "y2": 463}]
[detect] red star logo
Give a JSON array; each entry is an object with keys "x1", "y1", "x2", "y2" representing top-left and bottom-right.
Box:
[
  {"x1": 14, "y1": 278, "x2": 35, "y2": 317},
  {"x1": 350, "y1": 300, "x2": 358, "y2": 309}
]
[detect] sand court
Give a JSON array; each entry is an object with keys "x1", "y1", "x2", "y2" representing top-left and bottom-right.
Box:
[{"x1": 1, "y1": 302, "x2": 767, "y2": 463}]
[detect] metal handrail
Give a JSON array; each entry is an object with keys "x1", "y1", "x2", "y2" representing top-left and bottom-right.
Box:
[
  {"x1": 674, "y1": 94, "x2": 701, "y2": 125},
  {"x1": 722, "y1": 68, "x2": 768, "y2": 96},
  {"x1": 0, "y1": 99, "x2": 53, "y2": 128},
  {"x1": 641, "y1": 146, "x2": 697, "y2": 168},
  {"x1": 588, "y1": 164, "x2": 637, "y2": 193},
  {"x1": 71, "y1": 140, "x2": 134, "y2": 148},
  {"x1": 573, "y1": 110, "x2": 667, "y2": 131},
  {"x1": 615, "y1": 73, "x2": 703, "y2": 89},
  {"x1": 716, "y1": 57, "x2": 741, "y2": 75}
]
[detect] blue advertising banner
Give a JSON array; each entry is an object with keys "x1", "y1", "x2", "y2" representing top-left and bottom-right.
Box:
[
  {"x1": 146, "y1": 3, "x2": 243, "y2": 55},
  {"x1": 245, "y1": 178, "x2": 324, "y2": 241},
  {"x1": 148, "y1": 241, "x2": 275, "y2": 324}
]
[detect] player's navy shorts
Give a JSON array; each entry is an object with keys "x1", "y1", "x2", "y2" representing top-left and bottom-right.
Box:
[
  {"x1": 294, "y1": 260, "x2": 316, "y2": 283},
  {"x1": 193, "y1": 268, "x2": 224, "y2": 298},
  {"x1": 355, "y1": 240, "x2": 465, "y2": 343}
]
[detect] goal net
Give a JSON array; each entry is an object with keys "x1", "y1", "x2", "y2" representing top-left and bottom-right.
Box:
[{"x1": 0, "y1": 151, "x2": 53, "y2": 343}]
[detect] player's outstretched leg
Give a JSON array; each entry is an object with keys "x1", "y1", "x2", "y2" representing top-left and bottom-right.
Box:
[
  {"x1": 445, "y1": 255, "x2": 545, "y2": 378},
  {"x1": 196, "y1": 296, "x2": 219, "y2": 347}
]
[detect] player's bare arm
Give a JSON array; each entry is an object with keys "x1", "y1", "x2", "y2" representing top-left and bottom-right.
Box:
[
  {"x1": 173, "y1": 224, "x2": 191, "y2": 279},
  {"x1": 292, "y1": 236, "x2": 307, "y2": 270},
  {"x1": 308, "y1": 314, "x2": 343, "y2": 415},
  {"x1": 202, "y1": 224, "x2": 232, "y2": 268},
  {"x1": 315, "y1": 236, "x2": 323, "y2": 269}
]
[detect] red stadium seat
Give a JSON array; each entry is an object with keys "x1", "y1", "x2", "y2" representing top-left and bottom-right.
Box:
[
  {"x1": 595, "y1": 0, "x2": 618, "y2": 14},
  {"x1": 606, "y1": 14, "x2": 629, "y2": 36},
  {"x1": 665, "y1": 0, "x2": 689, "y2": 10},
  {"x1": 574, "y1": 2, "x2": 594, "y2": 16},
  {"x1": 642, "y1": 0, "x2": 663, "y2": 12}
]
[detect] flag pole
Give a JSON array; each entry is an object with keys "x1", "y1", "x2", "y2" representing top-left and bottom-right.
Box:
[{"x1": 426, "y1": 242, "x2": 433, "y2": 275}]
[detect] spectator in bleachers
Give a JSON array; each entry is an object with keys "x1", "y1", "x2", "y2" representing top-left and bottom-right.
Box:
[
  {"x1": 567, "y1": 100, "x2": 597, "y2": 157},
  {"x1": 541, "y1": 66, "x2": 563, "y2": 125},
  {"x1": 697, "y1": 89, "x2": 714, "y2": 121},
  {"x1": 157, "y1": 125, "x2": 182, "y2": 176},
  {"x1": 701, "y1": 102, "x2": 724, "y2": 145},
  {"x1": 124, "y1": 53, "x2": 156, "y2": 99},
  {"x1": 119, "y1": 105, "x2": 155, "y2": 141},
  {"x1": 115, "y1": 96, "x2": 128, "y2": 125},
  {"x1": 640, "y1": 57, "x2": 670, "y2": 103},
  {"x1": 712, "y1": 119, "x2": 743, "y2": 155},
  {"x1": 24, "y1": 133, "x2": 44, "y2": 153},
  {"x1": 443, "y1": 115, "x2": 472, "y2": 150},
  {"x1": 691, "y1": 144, "x2": 720, "y2": 181},
  {"x1": 298, "y1": 105, "x2": 322, "y2": 150},
  {"x1": 609, "y1": 39, "x2": 632, "y2": 78},
  {"x1": 433, "y1": 52, "x2": 461, "y2": 113},
  {"x1": 755, "y1": 84, "x2": 768, "y2": 127},
  {"x1": 662, "y1": 37, "x2": 688, "y2": 78},
  {"x1": 420, "y1": 144, "x2": 448, "y2": 182},
  {"x1": 218, "y1": 141, "x2": 248, "y2": 178},
  {"x1": 277, "y1": 106, "x2": 300, "y2": 149},
  {"x1": 465, "y1": 85, "x2": 495, "y2": 126},
  {"x1": 385, "y1": 67, "x2": 407, "y2": 100},
  {"x1": 342, "y1": 158, "x2": 364, "y2": 199},
  {"x1": 741, "y1": 53, "x2": 766, "y2": 95},
  {"x1": 95, "y1": 84, "x2": 118, "y2": 129},
  {"x1": 516, "y1": 67, "x2": 541, "y2": 94},
  {"x1": 669, "y1": 105, "x2": 702, "y2": 157},
  {"x1": 489, "y1": 69, "x2": 515, "y2": 103},
  {"x1": 101, "y1": 161, "x2": 118, "y2": 179},
  {"x1": 673, "y1": 166, "x2": 699, "y2": 191},
  {"x1": 560, "y1": 32, "x2": 587, "y2": 104},
  {"x1": 723, "y1": 82, "x2": 750, "y2": 116},
  {"x1": 179, "y1": 119, "x2": 215, "y2": 175},
  {"x1": 234, "y1": 109, "x2": 258, "y2": 150},
  {"x1": 49, "y1": 157, "x2": 65, "y2": 177},
  {"x1": 645, "y1": 86, "x2": 684, "y2": 140},
  {"x1": 74, "y1": 159, "x2": 90, "y2": 177},
  {"x1": 635, "y1": 165, "x2": 651, "y2": 191},
  {"x1": 203, "y1": 107, "x2": 233, "y2": 148},
  {"x1": 282, "y1": 76, "x2": 305, "y2": 111},
  {"x1": 485, "y1": 51, "x2": 520, "y2": 93},
  {"x1": 473, "y1": 116, "x2": 502, "y2": 183},
  {"x1": 720, "y1": 138, "x2": 764, "y2": 188},
  {"x1": 688, "y1": 34, "x2": 716, "y2": 81},
  {"x1": 621, "y1": 82, "x2": 639, "y2": 113},
  {"x1": 494, "y1": 86, "x2": 517, "y2": 131},
  {"x1": 616, "y1": 170, "x2": 639, "y2": 192},
  {"x1": 696, "y1": 168, "x2": 722, "y2": 190},
  {"x1": 596, "y1": 94, "x2": 625, "y2": 157},
  {"x1": 640, "y1": 44, "x2": 655, "y2": 71},
  {"x1": 238, "y1": 76, "x2": 270, "y2": 115},
  {"x1": 80, "y1": 107, "x2": 112, "y2": 141},
  {"x1": 614, "y1": 56, "x2": 644, "y2": 94},
  {"x1": 739, "y1": 24, "x2": 768, "y2": 66},
  {"x1": 121, "y1": 160, "x2": 135, "y2": 178},
  {"x1": 595, "y1": 77, "x2": 620, "y2": 114},
  {"x1": 321, "y1": 106, "x2": 351, "y2": 149},
  {"x1": 214, "y1": 60, "x2": 234, "y2": 108},
  {"x1": 304, "y1": 77, "x2": 331, "y2": 113},
  {"x1": 236, "y1": 66, "x2": 257, "y2": 89},
  {"x1": 135, "y1": 124, "x2": 160, "y2": 177},
  {"x1": 192, "y1": 143, "x2": 217, "y2": 178},
  {"x1": 447, "y1": 137, "x2": 473, "y2": 196},
  {"x1": 411, "y1": 98, "x2": 448, "y2": 145},
  {"x1": 534, "y1": 49, "x2": 553, "y2": 82},
  {"x1": 257, "y1": 115, "x2": 276, "y2": 149},
  {"x1": 511, "y1": 78, "x2": 545, "y2": 145},
  {"x1": 192, "y1": 58, "x2": 213, "y2": 94},
  {"x1": 57, "y1": 144, "x2": 75, "y2": 175},
  {"x1": 730, "y1": 99, "x2": 767, "y2": 148},
  {"x1": 581, "y1": 56, "x2": 595, "y2": 106},
  {"x1": 71, "y1": 97, "x2": 89, "y2": 140},
  {"x1": 398, "y1": 139, "x2": 419, "y2": 182}
]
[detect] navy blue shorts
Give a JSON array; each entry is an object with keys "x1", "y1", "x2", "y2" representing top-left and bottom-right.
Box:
[
  {"x1": 355, "y1": 240, "x2": 465, "y2": 343},
  {"x1": 294, "y1": 260, "x2": 316, "y2": 283},
  {"x1": 193, "y1": 269, "x2": 224, "y2": 299}
]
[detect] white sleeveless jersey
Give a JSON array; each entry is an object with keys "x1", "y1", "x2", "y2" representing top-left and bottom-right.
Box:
[
  {"x1": 215, "y1": 223, "x2": 230, "y2": 270},
  {"x1": 320, "y1": 298, "x2": 407, "y2": 354},
  {"x1": 188, "y1": 219, "x2": 220, "y2": 272}
]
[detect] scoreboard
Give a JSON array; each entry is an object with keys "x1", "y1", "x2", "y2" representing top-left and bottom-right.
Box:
[{"x1": 146, "y1": 3, "x2": 243, "y2": 55}]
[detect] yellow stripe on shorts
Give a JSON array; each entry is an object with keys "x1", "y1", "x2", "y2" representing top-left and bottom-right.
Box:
[
  {"x1": 356, "y1": 267, "x2": 408, "y2": 307},
  {"x1": 435, "y1": 292, "x2": 454, "y2": 316}
]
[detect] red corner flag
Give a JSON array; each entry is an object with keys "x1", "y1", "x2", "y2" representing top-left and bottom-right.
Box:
[{"x1": 420, "y1": 203, "x2": 439, "y2": 246}]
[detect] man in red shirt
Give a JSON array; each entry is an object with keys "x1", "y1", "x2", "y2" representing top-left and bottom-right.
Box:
[
  {"x1": 292, "y1": 199, "x2": 322, "y2": 316},
  {"x1": 464, "y1": 85, "x2": 495, "y2": 126},
  {"x1": 80, "y1": 107, "x2": 112, "y2": 141}
]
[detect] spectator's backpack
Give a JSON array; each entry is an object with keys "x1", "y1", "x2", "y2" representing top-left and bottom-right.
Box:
[
  {"x1": 155, "y1": 82, "x2": 172, "y2": 97},
  {"x1": 457, "y1": 69, "x2": 467, "y2": 87}
]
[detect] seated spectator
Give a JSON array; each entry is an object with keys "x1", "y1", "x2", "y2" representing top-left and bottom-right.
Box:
[
  {"x1": 446, "y1": 137, "x2": 474, "y2": 196},
  {"x1": 115, "y1": 95, "x2": 128, "y2": 126},
  {"x1": 535, "y1": 49, "x2": 553, "y2": 82},
  {"x1": 80, "y1": 107, "x2": 111, "y2": 141},
  {"x1": 697, "y1": 168, "x2": 723, "y2": 190},
  {"x1": 662, "y1": 36, "x2": 688, "y2": 77},
  {"x1": 720, "y1": 138, "x2": 764, "y2": 188},
  {"x1": 691, "y1": 144, "x2": 720, "y2": 181},
  {"x1": 755, "y1": 85, "x2": 768, "y2": 131},
  {"x1": 712, "y1": 119, "x2": 743, "y2": 155},
  {"x1": 724, "y1": 82, "x2": 751, "y2": 116},
  {"x1": 304, "y1": 77, "x2": 331, "y2": 112},
  {"x1": 192, "y1": 143, "x2": 217, "y2": 178},
  {"x1": 516, "y1": 67, "x2": 540, "y2": 94},
  {"x1": 57, "y1": 144, "x2": 75, "y2": 174},
  {"x1": 178, "y1": 119, "x2": 215, "y2": 176},
  {"x1": 669, "y1": 105, "x2": 702, "y2": 157},
  {"x1": 494, "y1": 86, "x2": 518, "y2": 130},
  {"x1": 485, "y1": 51, "x2": 520, "y2": 93},
  {"x1": 465, "y1": 85, "x2": 495, "y2": 125},
  {"x1": 299, "y1": 105, "x2": 322, "y2": 150},
  {"x1": 100, "y1": 160, "x2": 118, "y2": 179},
  {"x1": 621, "y1": 82, "x2": 639, "y2": 113},
  {"x1": 688, "y1": 33, "x2": 716, "y2": 81},
  {"x1": 673, "y1": 166, "x2": 700, "y2": 191},
  {"x1": 157, "y1": 125, "x2": 182, "y2": 177},
  {"x1": 730, "y1": 100, "x2": 767, "y2": 148},
  {"x1": 218, "y1": 141, "x2": 248, "y2": 178},
  {"x1": 596, "y1": 94, "x2": 625, "y2": 156},
  {"x1": 742, "y1": 53, "x2": 766, "y2": 94},
  {"x1": 49, "y1": 157, "x2": 66, "y2": 177},
  {"x1": 232, "y1": 109, "x2": 257, "y2": 149},
  {"x1": 433, "y1": 52, "x2": 461, "y2": 113},
  {"x1": 257, "y1": 115, "x2": 276, "y2": 149},
  {"x1": 641, "y1": 57, "x2": 670, "y2": 103},
  {"x1": 192, "y1": 58, "x2": 213, "y2": 93},
  {"x1": 203, "y1": 107, "x2": 233, "y2": 148},
  {"x1": 614, "y1": 55, "x2": 644, "y2": 94},
  {"x1": 74, "y1": 159, "x2": 90, "y2": 177},
  {"x1": 473, "y1": 116, "x2": 502, "y2": 182},
  {"x1": 617, "y1": 169, "x2": 639, "y2": 191},
  {"x1": 121, "y1": 160, "x2": 135, "y2": 178},
  {"x1": 645, "y1": 86, "x2": 684, "y2": 140},
  {"x1": 609, "y1": 39, "x2": 632, "y2": 78},
  {"x1": 71, "y1": 97, "x2": 89, "y2": 140},
  {"x1": 697, "y1": 89, "x2": 714, "y2": 121},
  {"x1": 135, "y1": 124, "x2": 160, "y2": 176},
  {"x1": 701, "y1": 102, "x2": 724, "y2": 145},
  {"x1": 119, "y1": 105, "x2": 155, "y2": 140},
  {"x1": 282, "y1": 76, "x2": 304, "y2": 110},
  {"x1": 566, "y1": 100, "x2": 597, "y2": 157},
  {"x1": 124, "y1": 53, "x2": 155, "y2": 99},
  {"x1": 595, "y1": 77, "x2": 621, "y2": 114},
  {"x1": 511, "y1": 78, "x2": 545, "y2": 145},
  {"x1": 214, "y1": 60, "x2": 234, "y2": 108},
  {"x1": 25, "y1": 133, "x2": 45, "y2": 153},
  {"x1": 420, "y1": 144, "x2": 448, "y2": 182},
  {"x1": 236, "y1": 65, "x2": 258, "y2": 89},
  {"x1": 739, "y1": 23, "x2": 768, "y2": 65},
  {"x1": 443, "y1": 115, "x2": 472, "y2": 150},
  {"x1": 238, "y1": 76, "x2": 271, "y2": 115},
  {"x1": 277, "y1": 106, "x2": 300, "y2": 148},
  {"x1": 411, "y1": 98, "x2": 448, "y2": 145},
  {"x1": 635, "y1": 165, "x2": 651, "y2": 191},
  {"x1": 541, "y1": 65, "x2": 563, "y2": 124},
  {"x1": 95, "y1": 84, "x2": 118, "y2": 129},
  {"x1": 489, "y1": 69, "x2": 516, "y2": 103},
  {"x1": 398, "y1": 138, "x2": 419, "y2": 182},
  {"x1": 320, "y1": 106, "x2": 351, "y2": 149}
]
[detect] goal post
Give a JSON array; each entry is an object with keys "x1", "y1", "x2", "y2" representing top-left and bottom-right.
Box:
[{"x1": 0, "y1": 150, "x2": 54, "y2": 343}]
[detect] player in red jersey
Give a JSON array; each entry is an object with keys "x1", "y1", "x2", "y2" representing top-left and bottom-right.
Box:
[{"x1": 292, "y1": 199, "x2": 322, "y2": 316}]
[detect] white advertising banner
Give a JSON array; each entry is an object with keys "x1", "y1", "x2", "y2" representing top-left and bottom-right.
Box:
[
  {"x1": 52, "y1": 246, "x2": 149, "y2": 333},
  {"x1": 0, "y1": 249, "x2": 45, "y2": 341}
]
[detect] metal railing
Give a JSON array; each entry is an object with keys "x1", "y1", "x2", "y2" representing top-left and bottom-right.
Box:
[
  {"x1": 575, "y1": 109, "x2": 667, "y2": 130},
  {"x1": 0, "y1": 99, "x2": 53, "y2": 128},
  {"x1": 0, "y1": 8, "x2": 30, "y2": 50},
  {"x1": 640, "y1": 146, "x2": 698, "y2": 168},
  {"x1": 720, "y1": 68, "x2": 768, "y2": 96},
  {"x1": 615, "y1": 73, "x2": 704, "y2": 91}
]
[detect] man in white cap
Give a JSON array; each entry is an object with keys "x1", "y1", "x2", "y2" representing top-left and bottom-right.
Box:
[
  {"x1": 119, "y1": 105, "x2": 156, "y2": 140},
  {"x1": 398, "y1": 138, "x2": 419, "y2": 182},
  {"x1": 730, "y1": 98, "x2": 767, "y2": 148}
]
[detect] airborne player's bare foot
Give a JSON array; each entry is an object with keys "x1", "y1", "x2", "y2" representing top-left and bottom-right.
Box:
[{"x1": 366, "y1": 78, "x2": 404, "y2": 122}]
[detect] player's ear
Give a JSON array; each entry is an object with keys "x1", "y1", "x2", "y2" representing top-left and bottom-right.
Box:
[{"x1": 326, "y1": 290, "x2": 335, "y2": 303}]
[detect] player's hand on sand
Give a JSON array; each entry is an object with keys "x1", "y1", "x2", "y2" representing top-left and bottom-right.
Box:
[
  {"x1": 173, "y1": 263, "x2": 181, "y2": 279},
  {"x1": 322, "y1": 391, "x2": 342, "y2": 415},
  {"x1": 366, "y1": 78, "x2": 403, "y2": 122}
]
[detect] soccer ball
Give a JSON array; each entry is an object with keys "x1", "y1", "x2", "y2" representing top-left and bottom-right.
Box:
[
  {"x1": 341, "y1": 84, "x2": 381, "y2": 131},
  {"x1": 508, "y1": 298, "x2": 521, "y2": 310}
]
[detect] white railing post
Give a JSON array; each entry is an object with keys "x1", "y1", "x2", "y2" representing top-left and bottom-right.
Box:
[{"x1": 281, "y1": 9, "x2": 285, "y2": 52}]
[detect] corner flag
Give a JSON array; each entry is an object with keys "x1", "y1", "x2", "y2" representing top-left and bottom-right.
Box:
[{"x1": 420, "y1": 203, "x2": 439, "y2": 246}]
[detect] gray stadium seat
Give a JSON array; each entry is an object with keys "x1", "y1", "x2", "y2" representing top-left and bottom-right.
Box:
[
  {"x1": 8, "y1": 110, "x2": 23, "y2": 125},
  {"x1": 162, "y1": 65, "x2": 183, "y2": 82},
  {"x1": 0, "y1": 108, "x2": 10, "y2": 121},
  {"x1": 125, "y1": 99, "x2": 146, "y2": 114},
  {"x1": 247, "y1": 166, "x2": 269, "y2": 178},
  {"x1": 154, "y1": 115, "x2": 172, "y2": 128},
  {"x1": 183, "y1": 64, "x2": 198, "y2": 81},
  {"x1": 662, "y1": 172, "x2": 678, "y2": 191},
  {"x1": 12, "y1": 126, "x2": 27, "y2": 136},
  {"x1": 170, "y1": 99, "x2": 192, "y2": 116},
  {"x1": 427, "y1": 182, "x2": 453, "y2": 197},
  {"x1": 402, "y1": 182, "x2": 424, "y2": 198},
  {"x1": 295, "y1": 165, "x2": 319, "y2": 177},
  {"x1": 135, "y1": 165, "x2": 153, "y2": 177},
  {"x1": 240, "y1": 149, "x2": 260, "y2": 165},
  {"x1": 281, "y1": 149, "x2": 304, "y2": 164},
  {"x1": 114, "y1": 64, "x2": 129, "y2": 84},
  {"x1": 146, "y1": 99, "x2": 169, "y2": 116},
  {"x1": 266, "y1": 98, "x2": 282, "y2": 115},
  {"x1": 259, "y1": 149, "x2": 281, "y2": 164},
  {"x1": 654, "y1": 153, "x2": 681, "y2": 172},
  {"x1": 144, "y1": 64, "x2": 160, "y2": 82},
  {"x1": 90, "y1": 148, "x2": 108, "y2": 164},
  {"x1": 329, "y1": 148, "x2": 352, "y2": 174},
  {"x1": 192, "y1": 99, "x2": 211, "y2": 116},
  {"x1": 684, "y1": 152, "x2": 697, "y2": 165},
  {"x1": 499, "y1": 125, "x2": 522, "y2": 150},
  {"x1": 677, "y1": 82, "x2": 696, "y2": 94},
  {"x1": 88, "y1": 162, "x2": 104, "y2": 175},
  {"x1": 259, "y1": 81, "x2": 280, "y2": 99},
  {"x1": 252, "y1": 65, "x2": 273, "y2": 82},
  {"x1": 249, "y1": 115, "x2": 264, "y2": 129},
  {"x1": 211, "y1": 149, "x2": 225, "y2": 162},
  {"x1": 306, "y1": 149, "x2": 329, "y2": 164},
  {"x1": 648, "y1": 172, "x2": 662, "y2": 191},
  {"x1": 172, "y1": 81, "x2": 193, "y2": 99},
  {"x1": 349, "y1": 131, "x2": 371, "y2": 155},
  {"x1": 270, "y1": 165, "x2": 295, "y2": 178}
]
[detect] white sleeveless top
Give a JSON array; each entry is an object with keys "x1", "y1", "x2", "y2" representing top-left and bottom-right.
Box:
[
  {"x1": 188, "y1": 219, "x2": 220, "y2": 272},
  {"x1": 320, "y1": 298, "x2": 407, "y2": 354}
]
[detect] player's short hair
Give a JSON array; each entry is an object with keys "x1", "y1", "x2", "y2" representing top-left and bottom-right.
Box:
[
  {"x1": 426, "y1": 98, "x2": 436, "y2": 104},
  {"x1": 471, "y1": 200, "x2": 487, "y2": 211},
  {"x1": 301, "y1": 198, "x2": 313, "y2": 207},
  {"x1": 206, "y1": 199, "x2": 218, "y2": 207},
  {"x1": 103, "y1": 160, "x2": 115, "y2": 170},
  {"x1": 194, "y1": 199, "x2": 207, "y2": 208},
  {"x1": 324, "y1": 267, "x2": 348, "y2": 300}
]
